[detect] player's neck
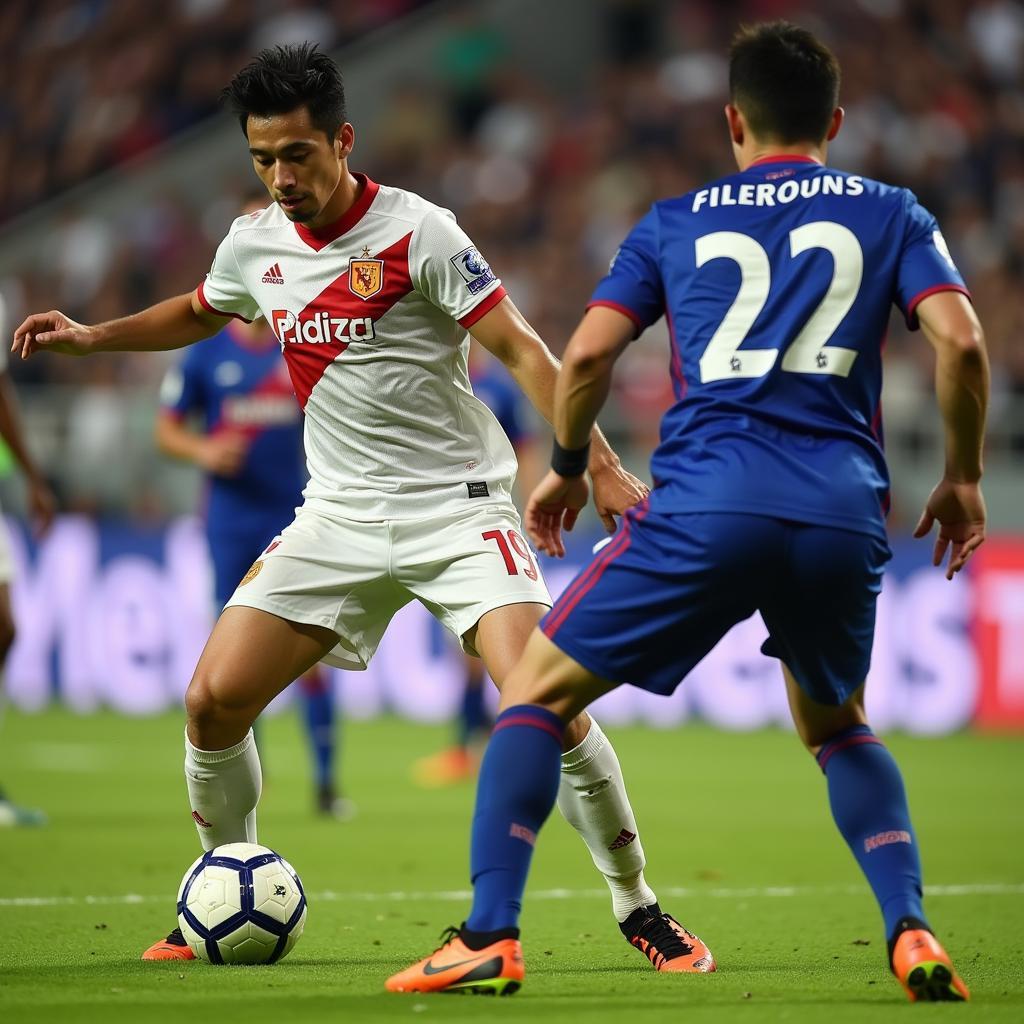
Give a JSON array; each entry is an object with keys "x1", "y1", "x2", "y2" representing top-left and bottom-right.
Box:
[
  {"x1": 307, "y1": 170, "x2": 363, "y2": 231},
  {"x1": 739, "y1": 143, "x2": 825, "y2": 171}
]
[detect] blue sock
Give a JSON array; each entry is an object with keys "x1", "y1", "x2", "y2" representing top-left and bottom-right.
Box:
[
  {"x1": 299, "y1": 675, "x2": 335, "y2": 789},
  {"x1": 817, "y1": 725, "x2": 928, "y2": 939},
  {"x1": 465, "y1": 705, "x2": 564, "y2": 934},
  {"x1": 458, "y1": 682, "x2": 489, "y2": 747}
]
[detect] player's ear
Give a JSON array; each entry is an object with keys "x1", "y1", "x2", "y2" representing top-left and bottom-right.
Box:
[
  {"x1": 825, "y1": 107, "x2": 844, "y2": 142},
  {"x1": 335, "y1": 122, "x2": 355, "y2": 160},
  {"x1": 725, "y1": 104, "x2": 744, "y2": 146}
]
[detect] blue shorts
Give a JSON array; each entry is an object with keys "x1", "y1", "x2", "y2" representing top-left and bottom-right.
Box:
[
  {"x1": 208, "y1": 525, "x2": 281, "y2": 609},
  {"x1": 542, "y1": 506, "x2": 891, "y2": 707}
]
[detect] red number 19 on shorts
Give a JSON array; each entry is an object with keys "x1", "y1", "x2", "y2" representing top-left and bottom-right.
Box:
[{"x1": 482, "y1": 530, "x2": 539, "y2": 581}]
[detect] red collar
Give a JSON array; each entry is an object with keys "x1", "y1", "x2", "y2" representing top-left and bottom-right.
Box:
[
  {"x1": 747, "y1": 154, "x2": 823, "y2": 168},
  {"x1": 293, "y1": 173, "x2": 379, "y2": 251}
]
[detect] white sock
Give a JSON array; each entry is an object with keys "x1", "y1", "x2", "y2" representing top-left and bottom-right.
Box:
[
  {"x1": 184, "y1": 729, "x2": 262, "y2": 852},
  {"x1": 557, "y1": 717, "x2": 658, "y2": 922}
]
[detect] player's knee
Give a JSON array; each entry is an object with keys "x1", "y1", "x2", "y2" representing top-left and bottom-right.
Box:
[
  {"x1": 793, "y1": 704, "x2": 868, "y2": 755},
  {"x1": 498, "y1": 660, "x2": 591, "y2": 724},
  {"x1": 499, "y1": 663, "x2": 556, "y2": 711},
  {"x1": 185, "y1": 672, "x2": 257, "y2": 742}
]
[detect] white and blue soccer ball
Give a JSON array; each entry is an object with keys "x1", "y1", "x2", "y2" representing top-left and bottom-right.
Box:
[{"x1": 177, "y1": 842, "x2": 307, "y2": 964}]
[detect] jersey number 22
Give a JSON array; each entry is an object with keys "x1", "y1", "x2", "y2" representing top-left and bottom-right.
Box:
[{"x1": 696, "y1": 220, "x2": 861, "y2": 383}]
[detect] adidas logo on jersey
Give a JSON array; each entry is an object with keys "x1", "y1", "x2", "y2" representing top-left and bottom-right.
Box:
[
  {"x1": 272, "y1": 308, "x2": 376, "y2": 345},
  {"x1": 262, "y1": 262, "x2": 285, "y2": 284}
]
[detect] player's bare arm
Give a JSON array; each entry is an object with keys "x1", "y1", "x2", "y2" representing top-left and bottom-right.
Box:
[
  {"x1": 525, "y1": 306, "x2": 635, "y2": 557},
  {"x1": 0, "y1": 370, "x2": 56, "y2": 534},
  {"x1": 912, "y1": 290, "x2": 989, "y2": 579},
  {"x1": 11, "y1": 291, "x2": 225, "y2": 361},
  {"x1": 469, "y1": 297, "x2": 646, "y2": 535}
]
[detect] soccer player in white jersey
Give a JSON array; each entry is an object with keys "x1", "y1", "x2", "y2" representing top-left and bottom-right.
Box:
[
  {"x1": 13, "y1": 44, "x2": 713, "y2": 971},
  {"x1": 0, "y1": 296, "x2": 57, "y2": 826}
]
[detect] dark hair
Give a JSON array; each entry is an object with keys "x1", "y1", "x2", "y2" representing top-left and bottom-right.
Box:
[
  {"x1": 222, "y1": 43, "x2": 347, "y2": 139},
  {"x1": 729, "y1": 22, "x2": 840, "y2": 144}
]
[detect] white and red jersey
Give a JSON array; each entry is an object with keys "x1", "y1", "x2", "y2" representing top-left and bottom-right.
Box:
[{"x1": 198, "y1": 174, "x2": 517, "y2": 521}]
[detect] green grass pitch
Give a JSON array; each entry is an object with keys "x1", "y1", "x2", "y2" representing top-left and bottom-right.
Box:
[{"x1": 1, "y1": 709, "x2": 1022, "y2": 1022}]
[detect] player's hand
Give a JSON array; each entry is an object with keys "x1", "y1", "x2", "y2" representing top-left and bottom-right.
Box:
[
  {"x1": 913, "y1": 477, "x2": 986, "y2": 580},
  {"x1": 199, "y1": 433, "x2": 249, "y2": 477},
  {"x1": 589, "y1": 461, "x2": 649, "y2": 533},
  {"x1": 526, "y1": 469, "x2": 590, "y2": 558},
  {"x1": 27, "y1": 474, "x2": 57, "y2": 537},
  {"x1": 12, "y1": 310, "x2": 96, "y2": 359}
]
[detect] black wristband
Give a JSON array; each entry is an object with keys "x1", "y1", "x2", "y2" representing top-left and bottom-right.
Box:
[{"x1": 551, "y1": 437, "x2": 590, "y2": 477}]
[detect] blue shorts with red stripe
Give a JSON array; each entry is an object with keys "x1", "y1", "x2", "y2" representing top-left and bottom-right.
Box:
[{"x1": 541, "y1": 506, "x2": 891, "y2": 707}]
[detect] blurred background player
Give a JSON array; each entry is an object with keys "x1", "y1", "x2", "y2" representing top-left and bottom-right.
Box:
[
  {"x1": 0, "y1": 296, "x2": 56, "y2": 827},
  {"x1": 154, "y1": 201, "x2": 350, "y2": 820},
  {"x1": 389, "y1": 21, "x2": 985, "y2": 1000},
  {"x1": 412, "y1": 340, "x2": 540, "y2": 787}
]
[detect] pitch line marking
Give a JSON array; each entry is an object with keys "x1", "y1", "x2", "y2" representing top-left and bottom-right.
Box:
[{"x1": 1, "y1": 882, "x2": 1022, "y2": 909}]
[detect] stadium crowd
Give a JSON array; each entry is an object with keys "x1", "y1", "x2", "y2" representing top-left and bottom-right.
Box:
[
  {"x1": 0, "y1": 0, "x2": 436, "y2": 224},
  {"x1": 1, "y1": 0, "x2": 1022, "y2": 515}
]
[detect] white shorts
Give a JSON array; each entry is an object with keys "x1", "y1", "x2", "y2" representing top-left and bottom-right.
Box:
[{"x1": 224, "y1": 503, "x2": 551, "y2": 670}]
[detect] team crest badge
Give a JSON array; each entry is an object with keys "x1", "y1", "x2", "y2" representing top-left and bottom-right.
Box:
[
  {"x1": 348, "y1": 258, "x2": 383, "y2": 300},
  {"x1": 239, "y1": 560, "x2": 263, "y2": 586}
]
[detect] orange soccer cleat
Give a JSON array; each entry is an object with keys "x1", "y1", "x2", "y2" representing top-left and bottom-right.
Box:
[
  {"x1": 141, "y1": 926, "x2": 196, "y2": 962},
  {"x1": 890, "y1": 927, "x2": 969, "y2": 1002},
  {"x1": 411, "y1": 747, "x2": 477, "y2": 788},
  {"x1": 385, "y1": 926, "x2": 524, "y2": 995},
  {"x1": 620, "y1": 905, "x2": 717, "y2": 973}
]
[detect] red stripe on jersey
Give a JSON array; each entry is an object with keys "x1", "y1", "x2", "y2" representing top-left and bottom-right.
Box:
[
  {"x1": 903, "y1": 283, "x2": 972, "y2": 329},
  {"x1": 748, "y1": 154, "x2": 823, "y2": 167},
  {"x1": 665, "y1": 306, "x2": 686, "y2": 402},
  {"x1": 196, "y1": 281, "x2": 254, "y2": 323},
  {"x1": 586, "y1": 299, "x2": 644, "y2": 336},
  {"x1": 458, "y1": 285, "x2": 507, "y2": 328},
  {"x1": 293, "y1": 175, "x2": 381, "y2": 252},
  {"x1": 278, "y1": 231, "x2": 414, "y2": 410}
]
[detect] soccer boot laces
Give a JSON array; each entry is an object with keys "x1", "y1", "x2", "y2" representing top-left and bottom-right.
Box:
[
  {"x1": 385, "y1": 924, "x2": 524, "y2": 995},
  {"x1": 620, "y1": 904, "x2": 716, "y2": 973}
]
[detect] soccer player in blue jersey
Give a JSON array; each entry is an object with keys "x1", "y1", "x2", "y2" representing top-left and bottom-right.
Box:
[
  {"x1": 388, "y1": 22, "x2": 985, "y2": 1000},
  {"x1": 155, "y1": 221, "x2": 349, "y2": 819}
]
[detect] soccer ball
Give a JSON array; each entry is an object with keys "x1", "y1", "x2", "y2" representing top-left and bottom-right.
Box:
[{"x1": 176, "y1": 842, "x2": 307, "y2": 964}]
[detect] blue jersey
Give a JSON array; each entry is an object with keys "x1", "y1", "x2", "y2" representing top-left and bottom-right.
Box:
[
  {"x1": 591, "y1": 156, "x2": 969, "y2": 539},
  {"x1": 470, "y1": 358, "x2": 530, "y2": 447},
  {"x1": 160, "y1": 323, "x2": 306, "y2": 541}
]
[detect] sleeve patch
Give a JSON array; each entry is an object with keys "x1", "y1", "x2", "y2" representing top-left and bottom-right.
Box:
[
  {"x1": 450, "y1": 246, "x2": 496, "y2": 295},
  {"x1": 932, "y1": 229, "x2": 957, "y2": 271}
]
